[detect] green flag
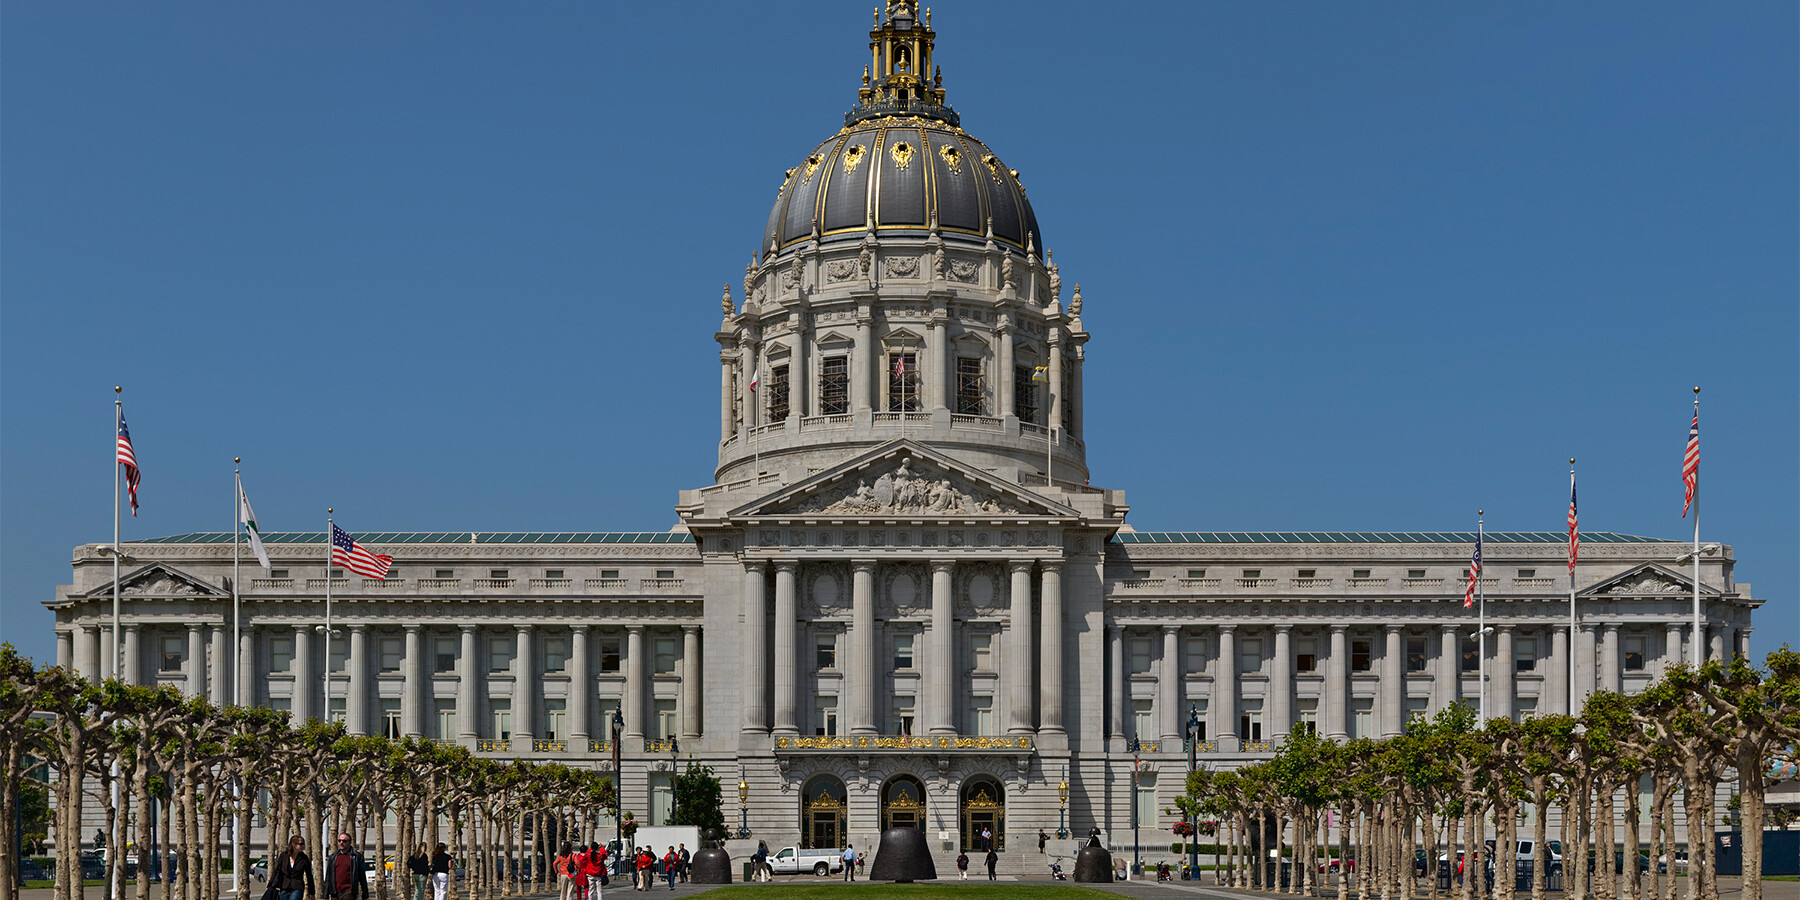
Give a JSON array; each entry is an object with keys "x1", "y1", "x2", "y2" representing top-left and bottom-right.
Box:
[{"x1": 238, "y1": 482, "x2": 270, "y2": 570}]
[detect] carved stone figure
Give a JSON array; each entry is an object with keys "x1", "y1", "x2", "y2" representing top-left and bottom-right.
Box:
[
  {"x1": 790, "y1": 459, "x2": 1023, "y2": 515},
  {"x1": 1001, "y1": 251, "x2": 1015, "y2": 289},
  {"x1": 784, "y1": 255, "x2": 803, "y2": 290},
  {"x1": 1606, "y1": 572, "x2": 1684, "y2": 594},
  {"x1": 858, "y1": 246, "x2": 873, "y2": 280},
  {"x1": 826, "y1": 259, "x2": 859, "y2": 282},
  {"x1": 933, "y1": 247, "x2": 947, "y2": 280},
  {"x1": 1046, "y1": 251, "x2": 1061, "y2": 305},
  {"x1": 743, "y1": 258, "x2": 758, "y2": 306},
  {"x1": 721, "y1": 284, "x2": 734, "y2": 316},
  {"x1": 948, "y1": 260, "x2": 979, "y2": 283},
  {"x1": 1069, "y1": 283, "x2": 1083, "y2": 317},
  {"x1": 884, "y1": 256, "x2": 919, "y2": 278}
]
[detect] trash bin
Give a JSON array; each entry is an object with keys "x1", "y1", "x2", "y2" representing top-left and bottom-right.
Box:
[
  {"x1": 742, "y1": 862, "x2": 753, "y2": 882},
  {"x1": 1436, "y1": 862, "x2": 1452, "y2": 891}
]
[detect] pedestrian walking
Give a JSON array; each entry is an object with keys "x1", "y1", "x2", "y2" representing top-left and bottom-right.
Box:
[
  {"x1": 582, "y1": 843, "x2": 608, "y2": 899},
  {"x1": 661, "y1": 848, "x2": 678, "y2": 890},
  {"x1": 841, "y1": 844, "x2": 857, "y2": 882},
  {"x1": 636, "y1": 848, "x2": 654, "y2": 891},
  {"x1": 752, "y1": 842, "x2": 769, "y2": 883},
  {"x1": 406, "y1": 844, "x2": 431, "y2": 900},
  {"x1": 677, "y1": 844, "x2": 689, "y2": 883},
  {"x1": 270, "y1": 836, "x2": 315, "y2": 900},
  {"x1": 1038, "y1": 830, "x2": 1049, "y2": 854},
  {"x1": 324, "y1": 833, "x2": 369, "y2": 900},
  {"x1": 985, "y1": 849, "x2": 998, "y2": 881},
  {"x1": 554, "y1": 843, "x2": 576, "y2": 900},
  {"x1": 429, "y1": 843, "x2": 454, "y2": 900},
  {"x1": 956, "y1": 852, "x2": 969, "y2": 880}
]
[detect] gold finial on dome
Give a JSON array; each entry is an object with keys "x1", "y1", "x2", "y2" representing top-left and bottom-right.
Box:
[{"x1": 849, "y1": 0, "x2": 954, "y2": 126}]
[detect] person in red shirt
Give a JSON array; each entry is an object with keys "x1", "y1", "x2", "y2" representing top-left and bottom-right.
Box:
[
  {"x1": 635, "y1": 849, "x2": 653, "y2": 892},
  {"x1": 660, "y1": 848, "x2": 678, "y2": 891},
  {"x1": 582, "y1": 843, "x2": 607, "y2": 897}
]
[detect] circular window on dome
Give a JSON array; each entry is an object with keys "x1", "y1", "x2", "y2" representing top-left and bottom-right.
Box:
[
  {"x1": 802, "y1": 154, "x2": 823, "y2": 183},
  {"x1": 939, "y1": 144, "x2": 962, "y2": 175},
  {"x1": 890, "y1": 141, "x2": 914, "y2": 171},
  {"x1": 843, "y1": 144, "x2": 867, "y2": 174}
]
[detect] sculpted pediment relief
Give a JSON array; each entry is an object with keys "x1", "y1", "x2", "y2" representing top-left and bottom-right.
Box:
[
  {"x1": 730, "y1": 440, "x2": 1078, "y2": 520},
  {"x1": 1604, "y1": 572, "x2": 1685, "y2": 595},
  {"x1": 86, "y1": 563, "x2": 224, "y2": 598},
  {"x1": 1579, "y1": 563, "x2": 1716, "y2": 599}
]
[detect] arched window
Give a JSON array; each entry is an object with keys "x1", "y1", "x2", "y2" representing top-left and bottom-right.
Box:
[
  {"x1": 881, "y1": 773, "x2": 927, "y2": 831},
  {"x1": 960, "y1": 775, "x2": 1005, "y2": 852},
  {"x1": 801, "y1": 774, "x2": 847, "y2": 849}
]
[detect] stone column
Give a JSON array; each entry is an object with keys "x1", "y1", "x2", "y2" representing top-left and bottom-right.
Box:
[
  {"x1": 1736, "y1": 628, "x2": 1752, "y2": 659},
  {"x1": 1159, "y1": 625, "x2": 1182, "y2": 742},
  {"x1": 773, "y1": 562, "x2": 799, "y2": 734},
  {"x1": 1438, "y1": 625, "x2": 1460, "y2": 713},
  {"x1": 791, "y1": 315, "x2": 811, "y2": 421},
  {"x1": 1663, "y1": 623, "x2": 1684, "y2": 677},
  {"x1": 1039, "y1": 562, "x2": 1065, "y2": 734},
  {"x1": 56, "y1": 630, "x2": 73, "y2": 672},
  {"x1": 928, "y1": 561, "x2": 956, "y2": 735},
  {"x1": 997, "y1": 319, "x2": 1016, "y2": 421},
  {"x1": 569, "y1": 626, "x2": 591, "y2": 744},
  {"x1": 850, "y1": 561, "x2": 877, "y2": 734},
  {"x1": 741, "y1": 336, "x2": 760, "y2": 436},
  {"x1": 102, "y1": 625, "x2": 116, "y2": 680},
  {"x1": 1107, "y1": 623, "x2": 1125, "y2": 741},
  {"x1": 402, "y1": 625, "x2": 424, "y2": 737},
  {"x1": 1492, "y1": 626, "x2": 1514, "y2": 723},
  {"x1": 1070, "y1": 347, "x2": 1085, "y2": 438},
  {"x1": 742, "y1": 562, "x2": 768, "y2": 734},
  {"x1": 1600, "y1": 624, "x2": 1620, "y2": 694},
  {"x1": 1381, "y1": 625, "x2": 1403, "y2": 737},
  {"x1": 1215, "y1": 625, "x2": 1238, "y2": 751},
  {"x1": 347, "y1": 625, "x2": 370, "y2": 735},
  {"x1": 1707, "y1": 626, "x2": 1725, "y2": 663},
  {"x1": 238, "y1": 626, "x2": 257, "y2": 707},
  {"x1": 719, "y1": 351, "x2": 735, "y2": 443},
  {"x1": 1047, "y1": 332, "x2": 1064, "y2": 434},
  {"x1": 625, "y1": 625, "x2": 646, "y2": 741},
  {"x1": 853, "y1": 318, "x2": 874, "y2": 413},
  {"x1": 294, "y1": 624, "x2": 316, "y2": 723},
  {"x1": 1574, "y1": 624, "x2": 1596, "y2": 711},
  {"x1": 209, "y1": 623, "x2": 229, "y2": 706},
  {"x1": 1545, "y1": 626, "x2": 1569, "y2": 716},
  {"x1": 1325, "y1": 625, "x2": 1348, "y2": 740},
  {"x1": 121, "y1": 624, "x2": 142, "y2": 686},
  {"x1": 1270, "y1": 625, "x2": 1293, "y2": 741},
  {"x1": 187, "y1": 626, "x2": 207, "y2": 694},
  {"x1": 514, "y1": 625, "x2": 536, "y2": 743},
  {"x1": 681, "y1": 625, "x2": 702, "y2": 740},
  {"x1": 74, "y1": 625, "x2": 97, "y2": 680},
  {"x1": 926, "y1": 309, "x2": 947, "y2": 411},
  {"x1": 1007, "y1": 561, "x2": 1034, "y2": 734},
  {"x1": 455, "y1": 626, "x2": 479, "y2": 740}
]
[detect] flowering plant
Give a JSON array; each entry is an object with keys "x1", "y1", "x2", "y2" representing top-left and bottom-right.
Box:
[{"x1": 1171, "y1": 820, "x2": 1196, "y2": 837}]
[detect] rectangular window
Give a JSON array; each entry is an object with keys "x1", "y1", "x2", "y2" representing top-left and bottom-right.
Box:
[
  {"x1": 270, "y1": 697, "x2": 291, "y2": 714},
  {"x1": 1462, "y1": 637, "x2": 1480, "y2": 673},
  {"x1": 327, "y1": 698, "x2": 346, "y2": 724},
  {"x1": 893, "y1": 634, "x2": 916, "y2": 670},
  {"x1": 159, "y1": 635, "x2": 185, "y2": 672},
  {"x1": 955, "y1": 357, "x2": 985, "y2": 415},
  {"x1": 815, "y1": 634, "x2": 838, "y2": 671},
  {"x1": 970, "y1": 634, "x2": 992, "y2": 672},
  {"x1": 656, "y1": 569, "x2": 675, "y2": 579},
  {"x1": 434, "y1": 569, "x2": 455, "y2": 579},
  {"x1": 820, "y1": 357, "x2": 849, "y2": 415},
  {"x1": 1515, "y1": 637, "x2": 1538, "y2": 673},
  {"x1": 600, "y1": 638, "x2": 622, "y2": 673},
  {"x1": 381, "y1": 699, "x2": 401, "y2": 739},
  {"x1": 544, "y1": 569, "x2": 564, "y2": 580},
  {"x1": 269, "y1": 568, "x2": 289, "y2": 580},
  {"x1": 1350, "y1": 699, "x2": 1374, "y2": 739},
  {"x1": 1239, "y1": 699, "x2": 1263, "y2": 742},
  {"x1": 379, "y1": 636, "x2": 403, "y2": 673},
  {"x1": 1296, "y1": 698, "x2": 1319, "y2": 734},
  {"x1": 649, "y1": 776, "x2": 673, "y2": 827},
  {"x1": 970, "y1": 696, "x2": 995, "y2": 735},
  {"x1": 892, "y1": 696, "x2": 916, "y2": 736},
  {"x1": 1130, "y1": 699, "x2": 1153, "y2": 740},
  {"x1": 1184, "y1": 636, "x2": 1208, "y2": 674},
  {"x1": 1128, "y1": 638, "x2": 1152, "y2": 675},
  {"x1": 328, "y1": 639, "x2": 347, "y2": 674},
  {"x1": 434, "y1": 700, "x2": 455, "y2": 739},
  {"x1": 270, "y1": 635, "x2": 294, "y2": 673},
  {"x1": 1187, "y1": 569, "x2": 1207, "y2": 579},
  {"x1": 768, "y1": 363, "x2": 791, "y2": 422},
  {"x1": 1406, "y1": 637, "x2": 1427, "y2": 673},
  {"x1": 1351, "y1": 639, "x2": 1372, "y2": 672},
  {"x1": 1514, "y1": 697, "x2": 1537, "y2": 723},
  {"x1": 434, "y1": 637, "x2": 457, "y2": 674},
  {"x1": 654, "y1": 699, "x2": 677, "y2": 740},
  {"x1": 545, "y1": 699, "x2": 566, "y2": 740},
  {"x1": 1242, "y1": 569, "x2": 1261, "y2": 579},
  {"x1": 1518, "y1": 568, "x2": 1537, "y2": 578},
  {"x1": 1297, "y1": 569, "x2": 1316, "y2": 579},
  {"x1": 1013, "y1": 365, "x2": 1038, "y2": 423},
  {"x1": 488, "y1": 637, "x2": 512, "y2": 674},
  {"x1": 1407, "y1": 569, "x2": 1427, "y2": 579},
  {"x1": 1624, "y1": 636, "x2": 1647, "y2": 671},
  {"x1": 489, "y1": 699, "x2": 512, "y2": 740},
  {"x1": 1296, "y1": 638, "x2": 1318, "y2": 674},
  {"x1": 887, "y1": 353, "x2": 919, "y2": 411},
  {"x1": 544, "y1": 636, "x2": 568, "y2": 673},
  {"x1": 1238, "y1": 638, "x2": 1263, "y2": 675},
  {"x1": 599, "y1": 698, "x2": 622, "y2": 736},
  {"x1": 1133, "y1": 774, "x2": 1157, "y2": 827},
  {"x1": 489, "y1": 569, "x2": 509, "y2": 580},
  {"x1": 1403, "y1": 697, "x2": 1429, "y2": 730},
  {"x1": 600, "y1": 569, "x2": 620, "y2": 580},
  {"x1": 814, "y1": 696, "x2": 838, "y2": 736},
  {"x1": 654, "y1": 637, "x2": 678, "y2": 674},
  {"x1": 1352, "y1": 569, "x2": 1371, "y2": 579}
]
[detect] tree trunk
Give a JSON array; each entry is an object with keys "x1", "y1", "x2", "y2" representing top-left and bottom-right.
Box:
[
  {"x1": 1739, "y1": 742, "x2": 1765, "y2": 900},
  {"x1": 1621, "y1": 777, "x2": 1642, "y2": 900}
]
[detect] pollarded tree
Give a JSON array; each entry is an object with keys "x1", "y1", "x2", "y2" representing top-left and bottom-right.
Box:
[
  {"x1": 1691, "y1": 649, "x2": 1800, "y2": 900},
  {"x1": 1638, "y1": 661, "x2": 1734, "y2": 900},
  {"x1": 1518, "y1": 715, "x2": 1574, "y2": 900}
]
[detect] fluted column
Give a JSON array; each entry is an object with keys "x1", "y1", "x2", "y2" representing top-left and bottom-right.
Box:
[
  {"x1": 209, "y1": 624, "x2": 229, "y2": 706},
  {"x1": 740, "y1": 337, "x2": 759, "y2": 436},
  {"x1": 102, "y1": 625, "x2": 116, "y2": 680},
  {"x1": 514, "y1": 625, "x2": 536, "y2": 742},
  {"x1": 401, "y1": 625, "x2": 424, "y2": 737},
  {"x1": 1325, "y1": 625, "x2": 1348, "y2": 739},
  {"x1": 773, "y1": 562, "x2": 799, "y2": 734},
  {"x1": 1047, "y1": 334, "x2": 1064, "y2": 434},
  {"x1": 1600, "y1": 623, "x2": 1620, "y2": 694},
  {"x1": 74, "y1": 625, "x2": 97, "y2": 680},
  {"x1": 1736, "y1": 628, "x2": 1752, "y2": 659},
  {"x1": 1547, "y1": 626, "x2": 1570, "y2": 716},
  {"x1": 347, "y1": 625, "x2": 370, "y2": 735},
  {"x1": 1070, "y1": 346, "x2": 1085, "y2": 437},
  {"x1": 1215, "y1": 625, "x2": 1238, "y2": 751},
  {"x1": 295, "y1": 624, "x2": 317, "y2": 723},
  {"x1": 569, "y1": 626, "x2": 591, "y2": 743},
  {"x1": 238, "y1": 625, "x2": 257, "y2": 707},
  {"x1": 853, "y1": 318, "x2": 874, "y2": 413},
  {"x1": 742, "y1": 562, "x2": 768, "y2": 734},
  {"x1": 1438, "y1": 625, "x2": 1460, "y2": 713},
  {"x1": 928, "y1": 561, "x2": 956, "y2": 735},
  {"x1": 1707, "y1": 626, "x2": 1725, "y2": 663},
  {"x1": 1039, "y1": 562, "x2": 1065, "y2": 734},
  {"x1": 455, "y1": 626, "x2": 479, "y2": 739},
  {"x1": 121, "y1": 624, "x2": 142, "y2": 686},
  {"x1": 1663, "y1": 623, "x2": 1684, "y2": 677},
  {"x1": 926, "y1": 310, "x2": 947, "y2": 411},
  {"x1": 1107, "y1": 623, "x2": 1125, "y2": 741},
  {"x1": 850, "y1": 561, "x2": 877, "y2": 734},
  {"x1": 997, "y1": 320, "x2": 1016, "y2": 420},
  {"x1": 791, "y1": 316, "x2": 811, "y2": 421},
  {"x1": 56, "y1": 630, "x2": 73, "y2": 671},
  {"x1": 1007, "y1": 561, "x2": 1034, "y2": 734},
  {"x1": 1270, "y1": 625, "x2": 1292, "y2": 741},
  {"x1": 681, "y1": 625, "x2": 701, "y2": 740},
  {"x1": 720, "y1": 352, "x2": 735, "y2": 442},
  {"x1": 625, "y1": 625, "x2": 646, "y2": 740},
  {"x1": 1574, "y1": 624, "x2": 1596, "y2": 711},
  {"x1": 1493, "y1": 626, "x2": 1514, "y2": 723},
  {"x1": 1159, "y1": 625, "x2": 1182, "y2": 742},
  {"x1": 1381, "y1": 625, "x2": 1403, "y2": 737}
]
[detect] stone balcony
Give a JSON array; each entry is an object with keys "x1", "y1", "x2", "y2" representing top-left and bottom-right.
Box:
[
  {"x1": 773, "y1": 733, "x2": 1034, "y2": 753},
  {"x1": 241, "y1": 576, "x2": 694, "y2": 596}
]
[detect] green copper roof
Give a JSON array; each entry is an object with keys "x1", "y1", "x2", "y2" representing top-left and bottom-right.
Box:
[
  {"x1": 132, "y1": 532, "x2": 694, "y2": 545},
  {"x1": 1111, "y1": 531, "x2": 1671, "y2": 545}
]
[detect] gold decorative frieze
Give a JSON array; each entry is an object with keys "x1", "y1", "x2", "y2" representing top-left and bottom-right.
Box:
[{"x1": 774, "y1": 734, "x2": 1033, "y2": 751}]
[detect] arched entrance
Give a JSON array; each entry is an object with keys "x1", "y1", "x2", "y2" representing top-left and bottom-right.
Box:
[
  {"x1": 800, "y1": 775, "x2": 846, "y2": 850},
  {"x1": 960, "y1": 775, "x2": 1005, "y2": 852},
  {"x1": 880, "y1": 774, "x2": 927, "y2": 831}
]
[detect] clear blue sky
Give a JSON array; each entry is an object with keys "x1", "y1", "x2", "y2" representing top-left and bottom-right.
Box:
[{"x1": 4, "y1": 3, "x2": 1794, "y2": 664}]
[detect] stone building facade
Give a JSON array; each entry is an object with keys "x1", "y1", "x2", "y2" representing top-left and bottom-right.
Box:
[{"x1": 47, "y1": 0, "x2": 1761, "y2": 872}]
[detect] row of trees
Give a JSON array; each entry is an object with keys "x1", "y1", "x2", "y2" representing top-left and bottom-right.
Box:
[
  {"x1": 1178, "y1": 651, "x2": 1799, "y2": 900},
  {"x1": 0, "y1": 645, "x2": 625, "y2": 900}
]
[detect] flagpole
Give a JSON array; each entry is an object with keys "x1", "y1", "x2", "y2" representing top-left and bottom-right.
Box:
[
  {"x1": 1567, "y1": 458, "x2": 1577, "y2": 716},
  {"x1": 112, "y1": 386, "x2": 123, "y2": 680},
  {"x1": 1477, "y1": 510, "x2": 1486, "y2": 723},
  {"x1": 1691, "y1": 387, "x2": 1702, "y2": 665},
  {"x1": 325, "y1": 509, "x2": 334, "y2": 726},
  {"x1": 233, "y1": 461, "x2": 243, "y2": 706}
]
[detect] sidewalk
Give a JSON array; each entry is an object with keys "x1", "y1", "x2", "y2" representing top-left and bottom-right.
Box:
[{"x1": 1081, "y1": 876, "x2": 1798, "y2": 900}]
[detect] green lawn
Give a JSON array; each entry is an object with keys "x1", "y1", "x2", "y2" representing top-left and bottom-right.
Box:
[{"x1": 699, "y1": 886, "x2": 1116, "y2": 900}]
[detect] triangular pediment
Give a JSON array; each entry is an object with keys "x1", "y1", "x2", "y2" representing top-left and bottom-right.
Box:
[
  {"x1": 1577, "y1": 562, "x2": 1719, "y2": 598},
  {"x1": 729, "y1": 440, "x2": 1080, "y2": 520},
  {"x1": 83, "y1": 563, "x2": 226, "y2": 599}
]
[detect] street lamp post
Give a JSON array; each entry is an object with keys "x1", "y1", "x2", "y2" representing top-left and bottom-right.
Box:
[
  {"x1": 1185, "y1": 707, "x2": 1202, "y2": 879},
  {"x1": 667, "y1": 737, "x2": 679, "y2": 824},
  {"x1": 737, "y1": 765, "x2": 750, "y2": 839},
  {"x1": 1128, "y1": 739, "x2": 1141, "y2": 879},
  {"x1": 1057, "y1": 766, "x2": 1069, "y2": 839},
  {"x1": 610, "y1": 709, "x2": 625, "y2": 870}
]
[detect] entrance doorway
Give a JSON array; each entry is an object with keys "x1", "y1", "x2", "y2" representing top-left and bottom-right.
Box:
[
  {"x1": 801, "y1": 774, "x2": 846, "y2": 850},
  {"x1": 960, "y1": 775, "x2": 1005, "y2": 852},
  {"x1": 881, "y1": 774, "x2": 927, "y2": 831}
]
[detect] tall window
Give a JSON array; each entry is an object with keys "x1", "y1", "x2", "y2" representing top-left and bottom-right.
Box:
[
  {"x1": 1133, "y1": 774, "x2": 1157, "y2": 828},
  {"x1": 1130, "y1": 699, "x2": 1153, "y2": 739},
  {"x1": 1238, "y1": 638, "x2": 1263, "y2": 674},
  {"x1": 270, "y1": 635, "x2": 294, "y2": 673},
  {"x1": 887, "y1": 353, "x2": 919, "y2": 411},
  {"x1": 1295, "y1": 638, "x2": 1318, "y2": 673},
  {"x1": 379, "y1": 637, "x2": 403, "y2": 673},
  {"x1": 159, "y1": 635, "x2": 185, "y2": 672},
  {"x1": 381, "y1": 699, "x2": 402, "y2": 738},
  {"x1": 654, "y1": 699, "x2": 677, "y2": 739},
  {"x1": 969, "y1": 696, "x2": 995, "y2": 735},
  {"x1": 1350, "y1": 698, "x2": 1374, "y2": 739},
  {"x1": 1239, "y1": 699, "x2": 1263, "y2": 741},
  {"x1": 1296, "y1": 698, "x2": 1319, "y2": 734},
  {"x1": 1462, "y1": 637, "x2": 1480, "y2": 673},
  {"x1": 815, "y1": 635, "x2": 838, "y2": 671},
  {"x1": 892, "y1": 634, "x2": 916, "y2": 670},
  {"x1": 649, "y1": 777, "x2": 673, "y2": 826},
  {"x1": 489, "y1": 699, "x2": 512, "y2": 739},
  {"x1": 654, "y1": 637, "x2": 677, "y2": 674},
  {"x1": 970, "y1": 634, "x2": 992, "y2": 672},
  {"x1": 1351, "y1": 639, "x2": 1372, "y2": 672},
  {"x1": 1623, "y1": 636, "x2": 1647, "y2": 671},
  {"x1": 1185, "y1": 636, "x2": 1209, "y2": 673},
  {"x1": 488, "y1": 638, "x2": 512, "y2": 674},
  {"x1": 434, "y1": 700, "x2": 455, "y2": 739},
  {"x1": 544, "y1": 636, "x2": 568, "y2": 673},
  {"x1": 1406, "y1": 637, "x2": 1428, "y2": 672},
  {"x1": 599, "y1": 638, "x2": 622, "y2": 673},
  {"x1": 1128, "y1": 638, "x2": 1152, "y2": 675},
  {"x1": 1515, "y1": 637, "x2": 1538, "y2": 673},
  {"x1": 820, "y1": 357, "x2": 849, "y2": 414},
  {"x1": 768, "y1": 364, "x2": 790, "y2": 422},
  {"x1": 892, "y1": 696, "x2": 916, "y2": 735},
  {"x1": 1404, "y1": 697, "x2": 1429, "y2": 730},
  {"x1": 1514, "y1": 697, "x2": 1537, "y2": 723},
  {"x1": 955, "y1": 357, "x2": 985, "y2": 414},
  {"x1": 544, "y1": 699, "x2": 566, "y2": 740},
  {"x1": 434, "y1": 637, "x2": 456, "y2": 673},
  {"x1": 814, "y1": 696, "x2": 838, "y2": 736},
  {"x1": 599, "y1": 698, "x2": 621, "y2": 735},
  {"x1": 1013, "y1": 365, "x2": 1038, "y2": 423},
  {"x1": 328, "y1": 640, "x2": 348, "y2": 674},
  {"x1": 327, "y1": 698, "x2": 346, "y2": 725}
]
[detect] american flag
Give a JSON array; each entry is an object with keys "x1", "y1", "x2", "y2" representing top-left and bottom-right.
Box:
[
  {"x1": 893, "y1": 355, "x2": 908, "y2": 377},
  {"x1": 1681, "y1": 411, "x2": 1699, "y2": 518},
  {"x1": 116, "y1": 407, "x2": 140, "y2": 516},
  {"x1": 1566, "y1": 473, "x2": 1579, "y2": 574},
  {"x1": 1464, "y1": 530, "x2": 1481, "y2": 609},
  {"x1": 330, "y1": 523, "x2": 392, "y2": 579}
]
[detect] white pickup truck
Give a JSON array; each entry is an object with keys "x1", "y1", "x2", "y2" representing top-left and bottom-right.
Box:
[{"x1": 766, "y1": 846, "x2": 844, "y2": 876}]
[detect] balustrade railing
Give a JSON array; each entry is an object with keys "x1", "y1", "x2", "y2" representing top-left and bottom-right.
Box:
[
  {"x1": 1346, "y1": 577, "x2": 1389, "y2": 588},
  {"x1": 418, "y1": 578, "x2": 462, "y2": 589},
  {"x1": 533, "y1": 739, "x2": 566, "y2": 753},
  {"x1": 585, "y1": 578, "x2": 629, "y2": 590},
  {"x1": 640, "y1": 578, "x2": 684, "y2": 590},
  {"x1": 364, "y1": 578, "x2": 405, "y2": 590},
  {"x1": 1512, "y1": 577, "x2": 1554, "y2": 589},
  {"x1": 587, "y1": 739, "x2": 613, "y2": 753},
  {"x1": 476, "y1": 738, "x2": 511, "y2": 753},
  {"x1": 1236, "y1": 577, "x2": 1278, "y2": 589},
  {"x1": 1119, "y1": 578, "x2": 1165, "y2": 590},
  {"x1": 529, "y1": 578, "x2": 574, "y2": 589},
  {"x1": 305, "y1": 578, "x2": 349, "y2": 590},
  {"x1": 643, "y1": 738, "x2": 679, "y2": 753},
  {"x1": 1183, "y1": 739, "x2": 1218, "y2": 754},
  {"x1": 1179, "y1": 577, "x2": 1222, "y2": 589},
  {"x1": 1402, "y1": 577, "x2": 1445, "y2": 588},
  {"x1": 250, "y1": 578, "x2": 295, "y2": 590},
  {"x1": 473, "y1": 578, "x2": 514, "y2": 589},
  {"x1": 1243, "y1": 740, "x2": 1275, "y2": 753},
  {"x1": 1290, "y1": 578, "x2": 1334, "y2": 589},
  {"x1": 774, "y1": 734, "x2": 1033, "y2": 751}
]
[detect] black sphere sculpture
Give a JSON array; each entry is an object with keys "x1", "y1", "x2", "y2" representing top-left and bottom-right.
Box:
[
  {"x1": 867, "y1": 826, "x2": 937, "y2": 882},
  {"x1": 688, "y1": 828, "x2": 733, "y2": 884},
  {"x1": 1073, "y1": 827, "x2": 1114, "y2": 883}
]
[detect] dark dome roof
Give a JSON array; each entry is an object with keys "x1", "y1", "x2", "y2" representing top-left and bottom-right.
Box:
[{"x1": 763, "y1": 119, "x2": 1041, "y2": 255}]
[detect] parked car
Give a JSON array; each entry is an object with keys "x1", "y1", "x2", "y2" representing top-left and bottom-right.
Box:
[
  {"x1": 1318, "y1": 857, "x2": 1355, "y2": 874},
  {"x1": 765, "y1": 846, "x2": 844, "y2": 876},
  {"x1": 249, "y1": 858, "x2": 268, "y2": 883},
  {"x1": 1517, "y1": 839, "x2": 1563, "y2": 876}
]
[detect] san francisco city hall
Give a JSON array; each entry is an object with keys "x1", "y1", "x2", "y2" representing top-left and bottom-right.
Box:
[{"x1": 46, "y1": 2, "x2": 1760, "y2": 873}]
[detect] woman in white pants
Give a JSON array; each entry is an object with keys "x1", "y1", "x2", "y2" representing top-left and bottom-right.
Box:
[{"x1": 430, "y1": 842, "x2": 454, "y2": 900}]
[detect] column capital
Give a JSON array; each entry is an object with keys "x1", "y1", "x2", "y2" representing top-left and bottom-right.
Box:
[
  {"x1": 1602, "y1": 622, "x2": 1619, "y2": 634},
  {"x1": 570, "y1": 623, "x2": 590, "y2": 635},
  {"x1": 626, "y1": 623, "x2": 646, "y2": 635},
  {"x1": 1216, "y1": 623, "x2": 1237, "y2": 634},
  {"x1": 1161, "y1": 623, "x2": 1181, "y2": 635},
  {"x1": 459, "y1": 624, "x2": 478, "y2": 634},
  {"x1": 188, "y1": 622, "x2": 205, "y2": 634},
  {"x1": 1385, "y1": 623, "x2": 1404, "y2": 634},
  {"x1": 1497, "y1": 623, "x2": 1515, "y2": 634},
  {"x1": 123, "y1": 622, "x2": 141, "y2": 634},
  {"x1": 775, "y1": 560, "x2": 800, "y2": 574},
  {"x1": 403, "y1": 623, "x2": 422, "y2": 634},
  {"x1": 1330, "y1": 624, "x2": 1349, "y2": 634},
  {"x1": 1440, "y1": 623, "x2": 1460, "y2": 634},
  {"x1": 1273, "y1": 624, "x2": 1293, "y2": 634},
  {"x1": 1040, "y1": 561, "x2": 1063, "y2": 575},
  {"x1": 1107, "y1": 622, "x2": 1124, "y2": 637},
  {"x1": 852, "y1": 559, "x2": 878, "y2": 573},
  {"x1": 931, "y1": 560, "x2": 957, "y2": 575},
  {"x1": 745, "y1": 560, "x2": 768, "y2": 574},
  {"x1": 1009, "y1": 560, "x2": 1035, "y2": 575},
  {"x1": 349, "y1": 623, "x2": 368, "y2": 634},
  {"x1": 682, "y1": 624, "x2": 700, "y2": 635},
  {"x1": 515, "y1": 623, "x2": 533, "y2": 634}
]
